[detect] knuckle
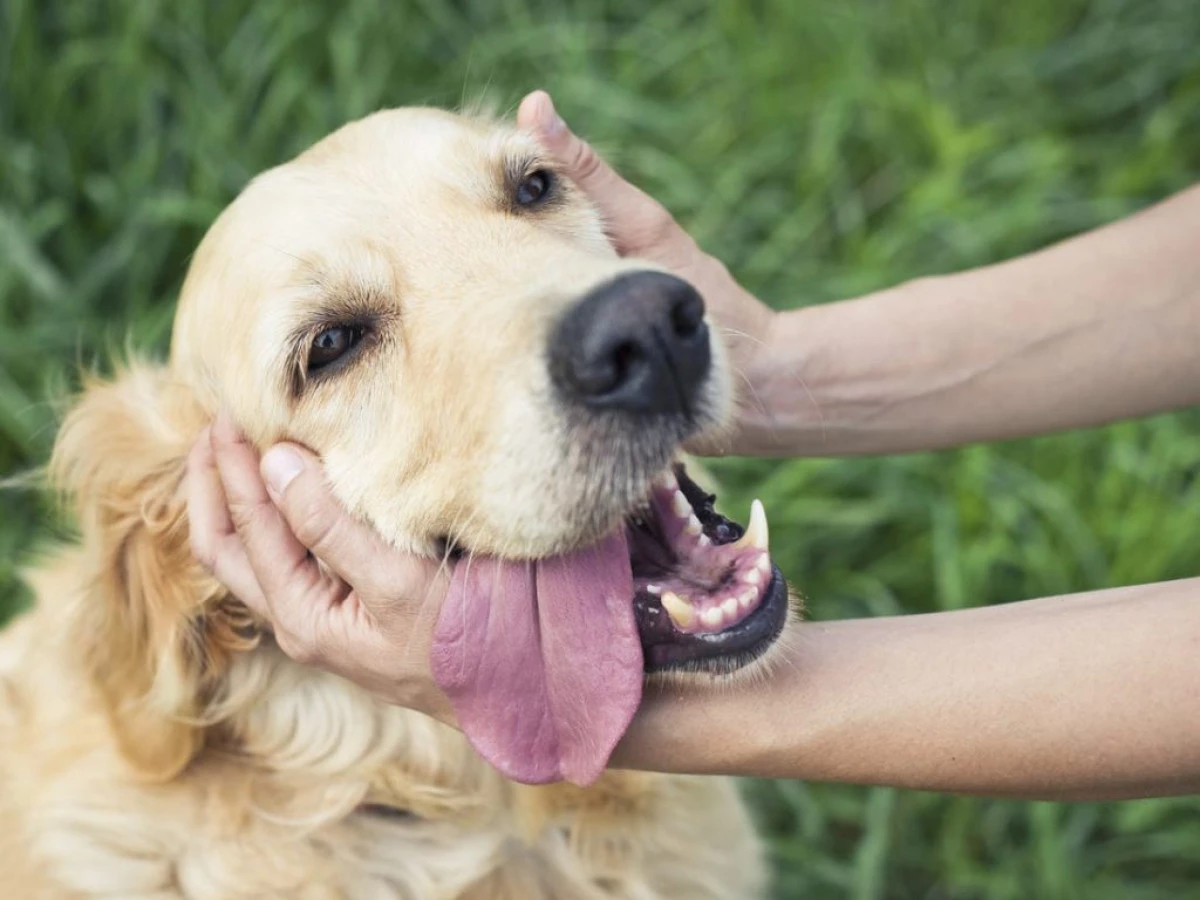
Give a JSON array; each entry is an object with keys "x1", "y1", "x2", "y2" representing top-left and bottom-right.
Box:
[
  {"x1": 569, "y1": 140, "x2": 607, "y2": 186},
  {"x1": 228, "y1": 499, "x2": 273, "y2": 539},
  {"x1": 276, "y1": 630, "x2": 318, "y2": 666},
  {"x1": 642, "y1": 220, "x2": 698, "y2": 271},
  {"x1": 292, "y1": 644, "x2": 321, "y2": 667},
  {"x1": 189, "y1": 532, "x2": 216, "y2": 571},
  {"x1": 184, "y1": 441, "x2": 205, "y2": 476},
  {"x1": 642, "y1": 205, "x2": 678, "y2": 246},
  {"x1": 286, "y1": 485, "x2": 340, "y2": 553},
  {"x1": 188, "y1": 532, "x2": 217, "y2": 573}
]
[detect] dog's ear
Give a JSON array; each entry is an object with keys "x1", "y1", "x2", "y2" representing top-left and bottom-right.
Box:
[{"x1": 50, "y1": 363, "x2": 254, "y2": 780}]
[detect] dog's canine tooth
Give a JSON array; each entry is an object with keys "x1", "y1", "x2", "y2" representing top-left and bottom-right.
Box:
[
  {"x1": 661, "y1": 591, "x2": 695, "y2": 629},
  {"x1": 731, "y1": 499, "x2": 769, "y2": 552},
  {"x1": 684, "y1": 514, "x2": 702, "y2": 536},
  {"x1": 671, "y1": 490, "x2": 691, "y2": 519}
]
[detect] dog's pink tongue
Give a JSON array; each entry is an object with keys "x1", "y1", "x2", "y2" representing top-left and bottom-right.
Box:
[{"x1": 430, "y1": 532, "x2": 643, "y2": 786}]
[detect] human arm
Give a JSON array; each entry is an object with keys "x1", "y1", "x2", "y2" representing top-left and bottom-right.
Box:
[
  {"x1": 615, "y1": 577, "x2": 1200, "y2": 801},
  {"x1": 190, "y1": 429, "x2": 1200, "y2": 801},
  {"x1": 183, "y1": 93, "x2": 1200, "y2": 802},
  {"x1": 520, "y1": 92, "x2": 1200, "y2": 457},
  {"x1": 739, "y1": 185, "x2": 1200, "y2": 456}
]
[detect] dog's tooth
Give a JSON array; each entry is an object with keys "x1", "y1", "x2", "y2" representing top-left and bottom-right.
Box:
[
  {"x1": 720, "y1": 596, "x2": 739, "y2": 619},
  {"x1": 739, "y1": 588, "x2": 758, "y2": 609},
  {"x1": 731, "y1": 499, "x2": 769, "y2": 552},
  {"x1": 746, "y1": 498, "x2": 769, "y2": 550},
  {"x1": 646, "y1": 584, "x2": 662, "y2": 595},
  {"x1": 661, "y1": 591, "x2": 695, "y2": 629},
  {"x1": 743, "y1": 566, "x2": 762, "y2": 585},
  {"x1": 671, "y1": 490, "x2": 691, "y2": 519},
  {"x1": 698, "y1": 533, "x2": 712, "y2": 547},
  {"x1": 700, "y1": 607, "x2": 725, "y2": 629},
  {"x1": 757, "y1": 552, "x2": 772, "y2": 575},
  {"x1": 684, "y1": 514, "x2": 702, "y2": 536}
]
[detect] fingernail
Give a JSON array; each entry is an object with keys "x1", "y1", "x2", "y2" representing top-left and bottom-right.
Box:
[
  {"x1": 541, "y1": 93, "x2": 566, "y2": 137},
  {"x1": 262, "y1": 446, "x2": 304, "y2": 498}
]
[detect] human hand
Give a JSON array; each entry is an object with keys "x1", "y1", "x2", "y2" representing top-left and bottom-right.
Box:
[
  {"x1": 517, "y1": 90, "x2": 778, "y2": 454},
  {"x1": 186, "y1": 414, "x2": 454, "y2": 724}
]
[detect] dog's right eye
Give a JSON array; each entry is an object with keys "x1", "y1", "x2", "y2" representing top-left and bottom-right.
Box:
[{"x1": 308, "y1": 325, "x2": 365, "y2": 373}]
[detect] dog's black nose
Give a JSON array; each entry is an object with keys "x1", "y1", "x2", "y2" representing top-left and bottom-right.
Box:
[{"x1": 549, "y1": 271, "x2": 711, "y2": 416}]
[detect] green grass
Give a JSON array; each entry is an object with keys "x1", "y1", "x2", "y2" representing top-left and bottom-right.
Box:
[{"x1": 3, "y1": 0, "x2": 1200, "y2": 896}]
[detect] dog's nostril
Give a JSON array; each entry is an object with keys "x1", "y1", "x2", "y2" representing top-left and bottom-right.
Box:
[
  {"x1": 670, "y1": 292, "x2": 704, "y2": 339},
  {"x1": 611, "y1": 341, "x2": 642, "y2": 383},
  {"x1": 563, "y1": 338, "x2": 647, "y2": 399}
]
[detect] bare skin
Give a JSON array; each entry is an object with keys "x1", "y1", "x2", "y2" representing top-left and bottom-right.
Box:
[{"x1": 186, "y1": 89, "x2": 1200, "y2": 800}]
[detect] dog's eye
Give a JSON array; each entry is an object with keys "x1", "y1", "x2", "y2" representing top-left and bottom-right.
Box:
[
  {"x1": 515, "y1": 169, "x2": 554, "y2": 207},
  {"x1": 308, "y1": 325, "x2": 364, "y2": 373}
]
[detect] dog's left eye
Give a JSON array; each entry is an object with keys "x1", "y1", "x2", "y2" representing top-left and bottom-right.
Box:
[
  {"x1": 308, "y1": 325, "x2": 365, "y2": 373},
  {"x1": 515, "y1": 169, "x2": 554, "y2": 207}
]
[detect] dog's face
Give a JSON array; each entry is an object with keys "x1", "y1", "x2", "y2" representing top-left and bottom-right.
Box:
[
  {"x1": 172, "y1": 108, "x2": 790, "y2": 680},
  {"x1": 52, "y1": 107, "x2": 791, "y2": 785},
  {"x1": 173, "y1": 108, "x2": 720, "y2": 558}
]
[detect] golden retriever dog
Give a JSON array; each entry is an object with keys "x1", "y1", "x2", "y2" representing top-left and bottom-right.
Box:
[{"x1": 0, "y1": 107, "x2": 793, "y2": 898}]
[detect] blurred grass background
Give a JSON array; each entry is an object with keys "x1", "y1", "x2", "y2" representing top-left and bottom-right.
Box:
[{"x1": 3, "y1": 0, "x2": 1200, "y2": 896}]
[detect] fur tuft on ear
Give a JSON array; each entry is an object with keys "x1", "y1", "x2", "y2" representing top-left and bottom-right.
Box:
[{"x1": 50, "y1": 362, "x2": 255, "y2": 780}]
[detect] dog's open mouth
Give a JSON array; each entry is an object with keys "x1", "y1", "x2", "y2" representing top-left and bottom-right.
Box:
[
  {"x1": 627, "y1": 463, "x2": 788, "y2": 674},
  {"x1": 431, "y1": 462, "x2": 791, "y2": 787}
]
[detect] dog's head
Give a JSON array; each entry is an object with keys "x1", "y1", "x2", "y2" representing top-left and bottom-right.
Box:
[{"x1": 53, "y1": 108, "x2": 790, "y2": 784}]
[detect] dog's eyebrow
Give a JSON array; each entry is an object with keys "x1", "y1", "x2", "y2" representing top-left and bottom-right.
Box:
[{"x1": 502, "y1": 151, "x2": 546, "y2": 186}]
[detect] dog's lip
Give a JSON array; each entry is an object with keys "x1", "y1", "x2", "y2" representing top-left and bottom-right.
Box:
[
  {"x1": 624, "y1": 464, "x2": 788, "y2": 673},
  {"x1": 636, "y1": 565, "x2": 789, "y2": 672}
]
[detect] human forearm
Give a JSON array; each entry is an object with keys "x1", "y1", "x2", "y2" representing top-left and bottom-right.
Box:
[
  {"x1": 615, "y1": 578, "x2": 1200, "y2": 800},
  {"x1": 736, "y1": 184, "x2": 1200, "y2": 456}
]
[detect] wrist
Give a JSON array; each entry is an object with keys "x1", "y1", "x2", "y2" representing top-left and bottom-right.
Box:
[
  {"x1": 726, "y1": 301, "x2": 827, "y2": 457},
  {"x1": 675, "y1": 252, "x2": 784, "y2": 457},
  {"x1": 725, "y1": 277, "x2": 950, "y2": 458},
  {"x1": 614, "y1": 666, "x2": 786, "y2": 777}
]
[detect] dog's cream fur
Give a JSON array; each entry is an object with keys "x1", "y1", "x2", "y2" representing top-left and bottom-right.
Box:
[{"x1": 0, "y1": 108, "x2": 768, "y2": 898}]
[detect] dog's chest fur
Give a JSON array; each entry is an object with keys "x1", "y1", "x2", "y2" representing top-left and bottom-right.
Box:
[{"x1": 2, "y1": 624, "x2": 766, "y2": 899}]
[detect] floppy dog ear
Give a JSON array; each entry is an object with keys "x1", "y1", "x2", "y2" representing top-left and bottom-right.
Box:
[{"x1": 50, "y1": 363, "x2": 253, "y2": 780}]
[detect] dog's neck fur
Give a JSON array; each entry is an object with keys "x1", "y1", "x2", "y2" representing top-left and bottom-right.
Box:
[
  {"x1": 2, "y1": 548, "x2": 766, "y2": 899},
  {"x1": 0, "y1": 364, "x2": 765, "y2": 898}
]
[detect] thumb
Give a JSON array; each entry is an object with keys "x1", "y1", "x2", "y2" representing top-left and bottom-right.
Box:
[
  {"x1": 259, "y1": 443, "x2": 449, "y2": 619},
  {"x1": 517, "y1": 90, "x2": 684, "y2": 260},
  {"x1": 260, "y1": 443, "x2": 433, "y2": 599}
]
